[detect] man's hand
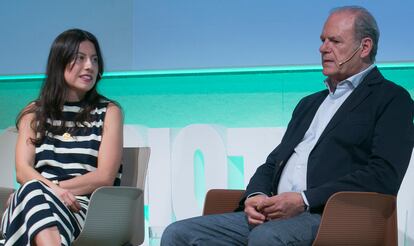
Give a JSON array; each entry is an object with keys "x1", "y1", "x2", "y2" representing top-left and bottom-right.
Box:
[
  {"x1": 259, "y1": 192, "x2": 305, "y2": 220},
  {"x1": 244, "y1": 194, "x2": 268, "y2": 225}
]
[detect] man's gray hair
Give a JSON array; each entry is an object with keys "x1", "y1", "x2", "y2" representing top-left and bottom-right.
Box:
[{"x1": 331, "y1": 6, "x2": 380, "y2": 62}]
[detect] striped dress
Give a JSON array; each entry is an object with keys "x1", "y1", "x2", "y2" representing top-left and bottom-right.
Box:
[{"x1": 0, "y1": 99, "x2": 120, "y2": 246}]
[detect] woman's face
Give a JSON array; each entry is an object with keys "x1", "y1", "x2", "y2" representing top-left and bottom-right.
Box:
[{"x1": 64, "y1": 40, "x2": 99, "y2": 101}]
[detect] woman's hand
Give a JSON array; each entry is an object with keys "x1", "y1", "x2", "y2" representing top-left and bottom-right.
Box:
[{"x1": 52, "y1": 186, "x2": 82, "y2": 213}]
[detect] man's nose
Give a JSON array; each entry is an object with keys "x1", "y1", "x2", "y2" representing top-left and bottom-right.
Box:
[{"x1": 319, "y1": 41, "x2": 330, "y2": 53}]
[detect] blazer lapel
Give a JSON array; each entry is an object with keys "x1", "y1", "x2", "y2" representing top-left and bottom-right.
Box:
[
  {"x1": 313, "y1": 67, "x2": 383, "y2": 147},
  {"x1": 288, "y1": 91, "x2": 328, "y2": 149}
]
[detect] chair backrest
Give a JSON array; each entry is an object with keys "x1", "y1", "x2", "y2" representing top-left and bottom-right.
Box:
[
  {"x1": 72, "y1": 187, "x2": 143, "y2": 246},
  {"x1": 0, "y1": 127, "x2": 18, "y2": 188},
  {"x1": 73, "y1": 146, "x2": 151, "y2": 246},
  {"x1": 203, "y1": 189, "x2": 244, "y2": 216},
  {"x1": 312, "y1": 191, "x2": 397, "y2": 246},
  {"x1": 120, "y1": 147, "x2": 150, "y2": 190},
  {"x1": 123, "y1": 147, "x2": 150, "y2": 245}
]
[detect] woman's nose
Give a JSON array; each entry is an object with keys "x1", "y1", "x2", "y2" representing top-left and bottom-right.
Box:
[{"x1": 84, "y1": 58, "x2": 93, "y2": 70}]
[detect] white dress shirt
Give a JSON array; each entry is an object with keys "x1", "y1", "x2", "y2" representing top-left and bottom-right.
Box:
[{"x1": 277, "y1": 64, "x2": 375, "y2": 205}]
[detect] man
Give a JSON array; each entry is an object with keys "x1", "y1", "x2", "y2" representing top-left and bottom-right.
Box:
[{"x1": 161, "y1": 6, "x2": 414, "y2": 246}]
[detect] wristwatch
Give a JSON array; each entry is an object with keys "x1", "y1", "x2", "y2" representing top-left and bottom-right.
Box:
[
  {"x1": 300, "y1": 192, "x2": 310, "y2": 211},
  {"x1": 303, "y1": 202, "x2": 309, "y2": 212}
]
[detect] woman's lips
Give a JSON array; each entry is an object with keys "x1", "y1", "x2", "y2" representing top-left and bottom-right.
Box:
[{"x1": 79, "y1": 74, "x2": 93, "y2": 82}]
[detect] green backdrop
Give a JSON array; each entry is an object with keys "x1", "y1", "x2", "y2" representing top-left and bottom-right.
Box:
[{"x1": 1, "y1": 63, "x2": 413, "y2": 130}]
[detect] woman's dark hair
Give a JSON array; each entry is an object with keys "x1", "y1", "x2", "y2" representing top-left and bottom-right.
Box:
[{"x1": 16, "y1": 28, "x2": 105, "y2": 145}]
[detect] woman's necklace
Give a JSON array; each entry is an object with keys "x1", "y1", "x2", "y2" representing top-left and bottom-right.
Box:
[{"x1": 62, "y1": 132, "x2": 72, "y2": 140}]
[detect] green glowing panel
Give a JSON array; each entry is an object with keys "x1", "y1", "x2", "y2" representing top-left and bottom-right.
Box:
[
  {"x1": 14, "y1": 169, "x2": 20, "y2": 190},
  {"x1": 144, "y1": 205, "x2": 149, "y2": 221},
  {"x1": 1, "y1": 63, "x2": 413, "y2": 129},
  {"x1": 227, "y1": 156, "x2": 244, "y2": 189},
  {"x1": 193, "y1": 149, "x2": 206, "y2": 209},
  {"x1": 171, "y1": 208, "x2": 176, "y2": 222}
]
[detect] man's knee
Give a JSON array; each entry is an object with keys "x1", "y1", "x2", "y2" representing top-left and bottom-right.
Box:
[
  {"x1": 248, "y1": 225, "x2": 284, "y2": 246},
  {"x1": 160, "y1": 222, "x2": 179, "y2": 245},
  {"x1": 160, "y1": 220, "x2": 189, "y2": 246}
]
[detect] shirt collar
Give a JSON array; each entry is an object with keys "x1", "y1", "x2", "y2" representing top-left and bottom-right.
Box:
[{"x1": 324, "y1": 64, "x2": 376, "y2": 94}]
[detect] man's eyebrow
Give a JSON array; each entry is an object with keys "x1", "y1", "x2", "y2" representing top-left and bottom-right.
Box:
[{"x1": 321, "y1": 35, "x2": 341, "y2": 41}]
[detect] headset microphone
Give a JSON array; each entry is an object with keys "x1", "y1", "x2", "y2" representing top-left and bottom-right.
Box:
[{"x1": 337, "y1": 44, "x2": 362, "y2": 67}]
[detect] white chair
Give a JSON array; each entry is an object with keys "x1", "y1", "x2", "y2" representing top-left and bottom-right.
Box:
[{"x1": 0, "y1": 127, "x2": 17, "y2": 218}]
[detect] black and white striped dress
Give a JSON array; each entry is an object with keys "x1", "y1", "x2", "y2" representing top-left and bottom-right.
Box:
[{"x1": 0, "y1": 99, "x2": 120, "y2": 246}]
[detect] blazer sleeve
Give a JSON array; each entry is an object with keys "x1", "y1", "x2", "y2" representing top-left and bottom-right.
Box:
[{"x1": 239, "y1": 95, "x2": 314, "y2": 206}]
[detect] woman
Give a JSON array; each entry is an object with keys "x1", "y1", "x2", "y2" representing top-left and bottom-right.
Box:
[{"x1": 0, "y1": 29, "x2": 123, "y2": 246}]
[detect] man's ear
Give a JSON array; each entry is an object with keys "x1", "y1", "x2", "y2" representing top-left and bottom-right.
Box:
[{"x1": 360, "y1": 37, "x2": 373, "y2": 60}]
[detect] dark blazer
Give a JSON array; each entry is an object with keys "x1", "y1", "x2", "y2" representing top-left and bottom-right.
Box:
[{"x1": 241, "y1": 67, "x2": 414, "y2": 213}]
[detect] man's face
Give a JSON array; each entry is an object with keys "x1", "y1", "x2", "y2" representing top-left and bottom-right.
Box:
[{"x1": 319, "y1": 12, "x2": 364, "y2": 83}]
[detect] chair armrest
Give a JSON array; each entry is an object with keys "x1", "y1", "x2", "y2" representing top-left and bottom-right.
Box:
[
  {"x1": 203, "y1": 189, "x2": 245, "y2": 216},
  {"x1": 0, "y1": 187, "x2": 14, "y2": 217},
  {"x1": 312, "y1": 191, "x2": 397, "y2": 246},
  {"x1": 72, "y1": 186, "x2": 144, "y2": 246}
]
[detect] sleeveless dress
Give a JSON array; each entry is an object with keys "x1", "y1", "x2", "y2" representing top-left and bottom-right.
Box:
[{"x1": 0, "y1": 99, "x2": 121, "y2": 246}]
